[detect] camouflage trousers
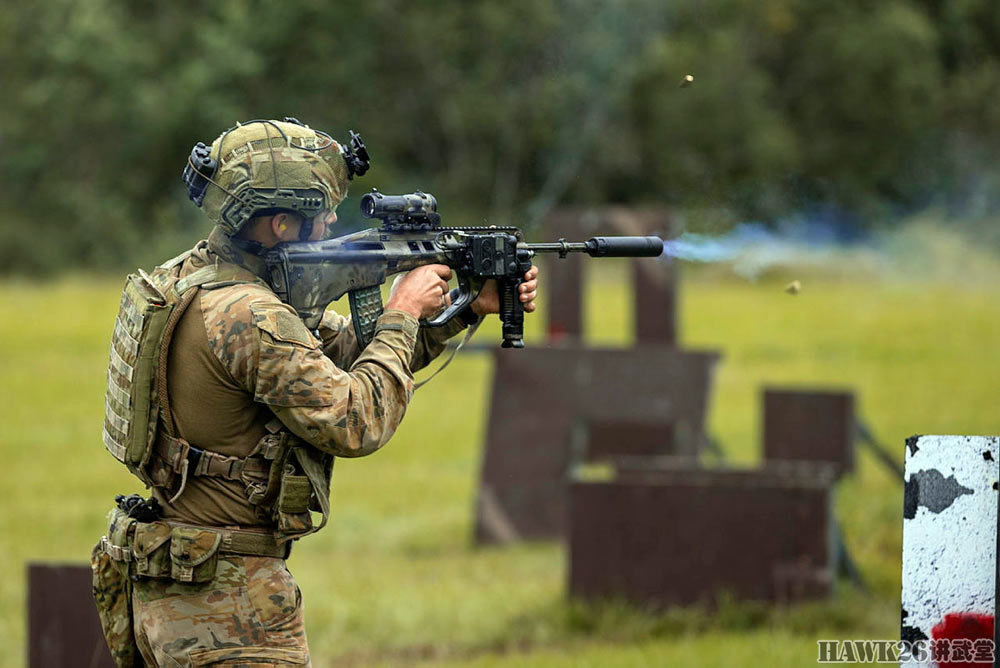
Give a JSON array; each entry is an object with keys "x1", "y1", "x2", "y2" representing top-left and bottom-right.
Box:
[{"x1": 132, "y1": 555, "x2": 310, "y2": 667}]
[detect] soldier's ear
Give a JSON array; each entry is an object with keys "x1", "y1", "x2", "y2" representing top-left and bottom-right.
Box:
[{"x1": 271, "y1": 214, "x2": 291, "y2": 240}]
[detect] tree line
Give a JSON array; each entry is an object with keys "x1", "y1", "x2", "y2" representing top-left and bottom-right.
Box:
[{"x1": 4, "y1": 0, "x2": 1000, "y2": 273}]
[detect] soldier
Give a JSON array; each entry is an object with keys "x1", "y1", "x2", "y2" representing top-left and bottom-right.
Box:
[{"x1": 91, "y1": 118, "x2": 539, "y2": 666}]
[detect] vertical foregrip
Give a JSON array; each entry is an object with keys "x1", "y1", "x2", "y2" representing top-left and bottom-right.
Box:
[{"x1": 500, "y1": 277, "x2": 525, "y2": 349}]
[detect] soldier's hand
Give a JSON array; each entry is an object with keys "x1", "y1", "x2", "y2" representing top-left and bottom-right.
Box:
[
  {"x1": 471, "y1": 265, "x2": 540, "y2": 316},
  {"x1": 386, "y1": 265, "x2": 453, "y2": 320}
]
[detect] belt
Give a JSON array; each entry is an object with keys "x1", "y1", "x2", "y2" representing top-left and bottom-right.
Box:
[
  {"x1": 213, "y1": 524, "x2": 291, "y2": 559},
  {"x1": 102, "y1": 521, "x2": 290, "y2": 561}
]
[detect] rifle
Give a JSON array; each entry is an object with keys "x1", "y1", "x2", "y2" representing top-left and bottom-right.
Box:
[{"x1": 265, "y1": 190, "x2": 664, "y2": 349}]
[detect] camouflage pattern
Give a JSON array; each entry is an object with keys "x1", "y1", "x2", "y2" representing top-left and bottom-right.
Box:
[
  {"x1": 199, "y1": 119, "x2": 350, "y2": 235},
  {"x1": 102, "y1": 268, "x2": 172, "y2": 483},
  {"x1": 174, "y1": 227, "x2": 464, "y2": 461},
  {"x1": 91, "y1": 538, "x2": 139, "y2": 667},
  {"x1": 132, "y1": 555, "x2": 309, "y2": 666},
  {"x1": 316, "y1": 296, "x2": 464, "y2": 376},
  {"x1": 100, "y1": 227, "x2": 465, "y2": 663}
]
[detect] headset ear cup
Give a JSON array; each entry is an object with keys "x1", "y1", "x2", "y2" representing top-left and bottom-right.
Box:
[{"x1": 182, "y1": 142, "x2": 218, "y2": 206}]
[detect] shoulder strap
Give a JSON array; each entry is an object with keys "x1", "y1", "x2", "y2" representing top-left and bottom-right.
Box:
[
  {"x1": 155, "y1": 285, "x2": 198, "y2": 439},
  {"x1": 159, "y1": 248, "x2": 194, "y2": 271},
  {"x1": 159, "y1": 239, "x2": 213, "y2": 272},
  {"x1": 175, "y1": 264, "x2": 263, "y2": 293}
]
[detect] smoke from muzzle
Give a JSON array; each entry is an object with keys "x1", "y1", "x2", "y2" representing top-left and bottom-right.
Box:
[{"x1": 662, "y1": 223, "x2": 830, "y2": 278}]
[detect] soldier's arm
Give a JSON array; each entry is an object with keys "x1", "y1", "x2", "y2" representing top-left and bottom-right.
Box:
[
  {"x1": 317, "y1": 308, "x2": 467, "y2": 373},
  {"x1": 203, "y1": 287, "x2": 423, "y2": 457}
]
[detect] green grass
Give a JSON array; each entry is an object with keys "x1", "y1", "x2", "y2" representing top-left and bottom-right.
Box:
[{"x1": 2, "y1": 246, "x2": 999, "y2": 666}]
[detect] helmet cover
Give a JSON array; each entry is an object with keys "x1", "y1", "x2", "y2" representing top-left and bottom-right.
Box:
[{"x1": 197, "y1": 119, "x2": 350, "y2": 235}]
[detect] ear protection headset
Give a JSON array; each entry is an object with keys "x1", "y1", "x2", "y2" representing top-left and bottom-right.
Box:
[{"x1": 181, "y1": 118, "x2": 370, "y2": 242}]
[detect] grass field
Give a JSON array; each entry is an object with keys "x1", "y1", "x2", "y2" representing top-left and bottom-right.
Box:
[{"x1": 2, "y1": 239, "x2": 998, "y2": 666}]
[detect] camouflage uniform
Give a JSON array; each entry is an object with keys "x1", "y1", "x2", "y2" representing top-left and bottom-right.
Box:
[
  {"x1": 132, "y1": 556, "x2": 309, "y2": 666},
  {"x1": 124, "y1": 227, "x2": 465, "y2": 666},
  {"x1": 94, "y1": 119, "x2": 468, "y2": 666}
]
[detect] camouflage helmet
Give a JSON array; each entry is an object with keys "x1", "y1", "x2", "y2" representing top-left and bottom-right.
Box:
[{"x1": 184, "y1": 118, "x2": 356, "y2": 236}]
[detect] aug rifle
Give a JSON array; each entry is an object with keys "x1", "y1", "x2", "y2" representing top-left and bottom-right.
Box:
[{"x1": 265, "y1": 190, "x2": 664, "y2": 349}]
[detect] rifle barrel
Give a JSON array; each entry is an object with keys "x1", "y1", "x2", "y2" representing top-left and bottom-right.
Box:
[{"x1": 522, "y1": 236, "x2": 664, "y2": 258}]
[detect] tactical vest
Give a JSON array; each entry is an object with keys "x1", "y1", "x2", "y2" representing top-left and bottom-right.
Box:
[{"x1": 102, "y1": 247, "x2": 333, "y2": 544}]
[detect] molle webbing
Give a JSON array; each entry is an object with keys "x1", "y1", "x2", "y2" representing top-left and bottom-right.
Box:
[{"x1": 102, "y1": 270, "x2": 170, "y2": 471}]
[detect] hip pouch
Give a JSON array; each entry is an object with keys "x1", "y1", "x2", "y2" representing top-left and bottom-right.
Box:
[
  {"x1": 132, "y1": 523, "x2": 223, "y2": 584},
  {"x1": 91, "y1": 510, "x2": 140, "y2": 668},
  {"x1": 92, "y1": 513, "x2": 226, "y2": 666}
]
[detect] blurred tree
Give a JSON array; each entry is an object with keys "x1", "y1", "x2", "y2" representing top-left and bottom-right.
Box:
[
  {"x1": 2, "y1": 0, "x2": 1000, "y2": 274},
  {"x1": 623, "y1": 0, "x2": 944, "y2": 221}
]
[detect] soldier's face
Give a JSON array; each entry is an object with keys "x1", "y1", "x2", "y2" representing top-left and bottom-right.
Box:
[{"x1": 309, "y1": 209, "x2": 337, "y2": 241}]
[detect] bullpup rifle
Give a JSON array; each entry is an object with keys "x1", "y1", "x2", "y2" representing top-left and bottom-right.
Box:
[{"x1": 265, "y1": 190, "x2": 664, "y2": 349}]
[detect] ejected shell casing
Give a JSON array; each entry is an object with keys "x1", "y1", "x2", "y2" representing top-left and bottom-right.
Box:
[
  {"x1": 784, "y1": 280, "x2": 801, "y2": 295},
  {"x1": 680, "y1": 74, "x2": 694, "y2": 88}
]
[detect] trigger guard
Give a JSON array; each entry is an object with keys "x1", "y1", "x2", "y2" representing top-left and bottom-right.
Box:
[{"x1": 422, "y1": 284, "x2": 481, "y2": 328}]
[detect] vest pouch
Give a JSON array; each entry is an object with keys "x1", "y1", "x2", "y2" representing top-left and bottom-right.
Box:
[
  {"x1": 91, "y1": 540, "x2": 139, "y2": 668},
  {"x1": 131, "y1": 521, "x2": 173, "y2": 579},
  {"x1": 170, "y1": 527, "x2": 222, "y2": 583},
  {"x1": 276, "y1": 473, "x2": 313, "y2": 536},
  {"x1": 272, "y1": 446, "x2": 334, "y2": 543},
  {"x1": 243, "y1": 429, "x2": 292, "y2": 508}
]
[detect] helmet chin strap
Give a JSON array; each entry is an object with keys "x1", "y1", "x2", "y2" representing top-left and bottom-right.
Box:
[{"x1": 298, "y1": 217, "x2": 314, "y2": 242}]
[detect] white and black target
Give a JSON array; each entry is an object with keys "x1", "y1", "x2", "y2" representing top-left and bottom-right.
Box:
[{"x1": 901, "y1": 435, "x2": 999, "y2": 667}]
